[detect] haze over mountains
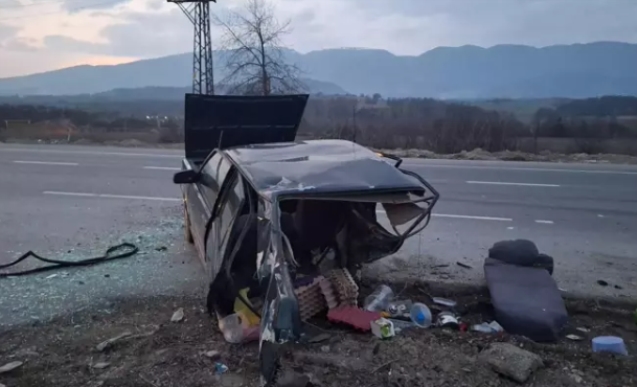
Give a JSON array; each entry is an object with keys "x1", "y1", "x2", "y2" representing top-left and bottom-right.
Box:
[{"x1": 0, "y1": 42, "x2": 635, "y2": 99}]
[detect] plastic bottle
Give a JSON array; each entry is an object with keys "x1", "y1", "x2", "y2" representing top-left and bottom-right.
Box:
[
  {"x1": 410, "y1": 302, "x2": 433, "y2": 328},
  {"x1": 364, "y1": 285, "x2": 394, "y2": 312}
]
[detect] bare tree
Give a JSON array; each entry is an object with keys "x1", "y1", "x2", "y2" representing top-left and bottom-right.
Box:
[{"x1": 213, "y1": 0, "x2": 306, "y2": 95}]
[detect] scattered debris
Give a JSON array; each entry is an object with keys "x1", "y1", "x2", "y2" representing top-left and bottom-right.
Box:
[
  {"x1": 592, "y1": 336, "x2": 628, "y2": 356},
  {"x1": 387, "y1": 318, "x2": 415, "y2": 334},
  {"x1": 576, "y1": 327, "x2": 590, "y2": 333},
  {"x1": 386, "y1": 299, "x2": 412, "y2": 318},
  {"x1": 92, "y1": 362, "x2": 110, "y2": 369},
  {"x1": 597, "y1": 280, "x2": 609, "y2": 287},
  {"x1": 479, "y1": 343, "x2": 544, "y2": 383},
  {"x1": 218, "y1": 313, "x2": 259, "y2": 343},
  {"x1": 171, "y1": 307, "x2": 185, "y2": 323},
  {"x1": 327, "y1": 306, "x2": 380, "y2": 332},
  {"x1": 410, "y1": 302, "x2": 432, "y2": 328},
  {"x1": 432, "y1": 297, "x2": 457, "y2": 308},
  {"x1": 0, "y1": 360, "x2": 23, "y2": 374},
  {"x1": 456, "y1": 261, "x2": 473, "y2": 269},
  {"x1": 214, "y1": 362, "x2": 228, "y2": 375},
  {"x1": 364, "y1": 284, "x2": 394, "y2": 312},
  {"x1": 436, "y1": 311, "x2": 460, "y2": 329},
  {"x1": 2, "y1": 286, "x2": 637, "y2": 386},
  {"x1": 566, "y1": 334, "x2": 584, "y2": 341},
  {"x1": 472, "y1": 321, "x2": 504, "y2": 334},
  {"x1": 370, "y1": 318, "x2": 395, "y2": 339},
  {"x1": 96, "y1": 331, "x2": 132, "y2": 352}
]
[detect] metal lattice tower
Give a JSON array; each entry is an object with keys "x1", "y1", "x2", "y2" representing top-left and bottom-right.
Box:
[{"x1": 168, "y1": 0, "x2": 216, "y2": 95}]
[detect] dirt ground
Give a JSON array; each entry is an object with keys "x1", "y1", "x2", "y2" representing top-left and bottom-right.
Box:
[{"x1": 1, "y1": 285, "x2": 636, "y2": 387}]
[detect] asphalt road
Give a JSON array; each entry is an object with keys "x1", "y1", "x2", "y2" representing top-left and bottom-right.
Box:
[{"x1": 1, "y1": 143, "x2": 636, "y2": 327}]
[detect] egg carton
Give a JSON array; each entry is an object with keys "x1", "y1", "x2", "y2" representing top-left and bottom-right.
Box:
[
  {"x1": 326, "y1": 268, "x2": 359, "y2": 307},
  {"x1": 295, "y1": 276, "x2": 327, "y2": 321},
  {"x1": 319, "y1": 277, "x2": 339, "y2": 309}
]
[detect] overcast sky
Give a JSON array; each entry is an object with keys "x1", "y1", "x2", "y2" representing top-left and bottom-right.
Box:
[{"x1": 0, "y1": 0, "x2": 636, "y2": 78}]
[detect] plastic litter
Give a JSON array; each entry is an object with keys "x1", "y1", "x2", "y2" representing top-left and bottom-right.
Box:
[
  {"x1": 471, "y1": 321, "x2": 504, "y2": 333},
  {"x1": 364, "y1": 285, "x2": 394, "y2": 312},
  {"x1": 214, "y1": 362, "x2": 229, "y2": 375},
  {"x1": 218, "y1": 313, "x2": 259, "y2": 344},
  {"x1": 388, "y1": 318, "x2": 416, "y2": 333},
  {"x1": 592, "y1": 336, "x2": 628, "y2": 356},
  {"x1": 409, "y1": 302, "x2": 432, "y2": 328},
  {"x1": 370, "y1": 318, "x2": 395, "y2": 339},
  {"x1": 432, "y1": 297, "x2": 457, "y2": 309},
  {"x1": 233, "y1": 288, "x2": 260, "y2": 326},
  {"x1": 437, "y1": 311, "x2": 460, "y2": 329},
  {"x1": 566, "y1": 334, "x2": 584, "y2": 341},
  {"x1": 219, "y1": 314, "x2": 245, "y2": 343},
  {"x1": 386, "y1": 299, "x2": 413, "y2": 318}
]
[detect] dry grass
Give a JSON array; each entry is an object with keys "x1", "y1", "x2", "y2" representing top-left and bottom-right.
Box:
[{"x1": 4, "y1": 135, "x2": 637, "y2": 164}]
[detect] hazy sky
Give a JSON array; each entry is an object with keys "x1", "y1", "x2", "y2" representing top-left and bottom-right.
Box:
[{"x1": 0, "y1": 0, "x2": 636, "y2": 78}]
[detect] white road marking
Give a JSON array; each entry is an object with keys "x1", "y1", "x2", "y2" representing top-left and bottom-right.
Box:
[
  {"x1": 0, "y1": 147, "x2": 181, "y2": 158},
  {"x1": 433, "y1": 213, "x2": 513, "y2": 221},
  {"x1": 402, "y1": 161, "x2": 637, "y2": 176},
  {"x1": 13, "y1": 160, "x2": 78, "y2": 166},
  {"x1": 43, "y1": 191, "x2": 181, "y2": 202},
  {"x1": 375, "y1": 210, "x2": 512, "y2": 222},
  {"x1": 466, "y1": 180, "x2": 560, "y2": 187},
  {"x1": 143, "y1": 166, "x2": 181, "y2": 171},
  {"x1": 535, "y1": 220, "x2": 554, "y2": 224}
]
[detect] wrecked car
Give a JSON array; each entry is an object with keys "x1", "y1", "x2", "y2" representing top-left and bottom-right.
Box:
[{"x1": 173, "y1": 93, "x2": 439, "y2": 385}]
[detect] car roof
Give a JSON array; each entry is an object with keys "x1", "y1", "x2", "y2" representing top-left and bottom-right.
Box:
[{"x1": 223, "y1": 139, "x2": 426, "y2": 198}]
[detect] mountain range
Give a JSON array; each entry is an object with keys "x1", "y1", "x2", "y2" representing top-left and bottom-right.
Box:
[{"x1": 0, "y1": 42, "x2": 636, "y2": 99}]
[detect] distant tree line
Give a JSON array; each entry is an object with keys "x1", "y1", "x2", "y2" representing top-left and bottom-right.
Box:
[{"x1": 1, "y1": 95, "x2": 637, "y2": 154}]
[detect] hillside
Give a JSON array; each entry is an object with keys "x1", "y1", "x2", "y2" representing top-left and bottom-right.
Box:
[{"x1": 0, "y1": 42, "x2": 636, "y2": 98}]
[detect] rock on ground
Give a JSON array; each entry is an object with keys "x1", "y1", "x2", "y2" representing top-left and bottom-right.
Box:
[{"x1": 479, "y1": 342, "x2": 544, "y2": 383}]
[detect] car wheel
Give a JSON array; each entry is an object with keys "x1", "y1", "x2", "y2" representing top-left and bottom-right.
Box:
[{"x1": 184, "y1": 205, "x2": 194, "y2": 244}]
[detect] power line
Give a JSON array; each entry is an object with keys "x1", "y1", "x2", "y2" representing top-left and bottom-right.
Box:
[{"x1": 0, "y1": 0, "x2": 125, "y2": 21}]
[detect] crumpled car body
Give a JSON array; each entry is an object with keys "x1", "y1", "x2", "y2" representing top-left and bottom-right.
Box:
[{"x1": 172, "y1": 94, "x2": 439, "y2": 386}]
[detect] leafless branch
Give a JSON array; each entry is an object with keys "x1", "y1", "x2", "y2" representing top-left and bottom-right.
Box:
[{"x1": 212, "y1": 0, "x2": 306, "y2": 96}]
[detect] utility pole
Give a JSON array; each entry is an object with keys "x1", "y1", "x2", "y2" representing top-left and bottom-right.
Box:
[{"x1": 167, "y1": 0, "x2": 216, "y2": 95}]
